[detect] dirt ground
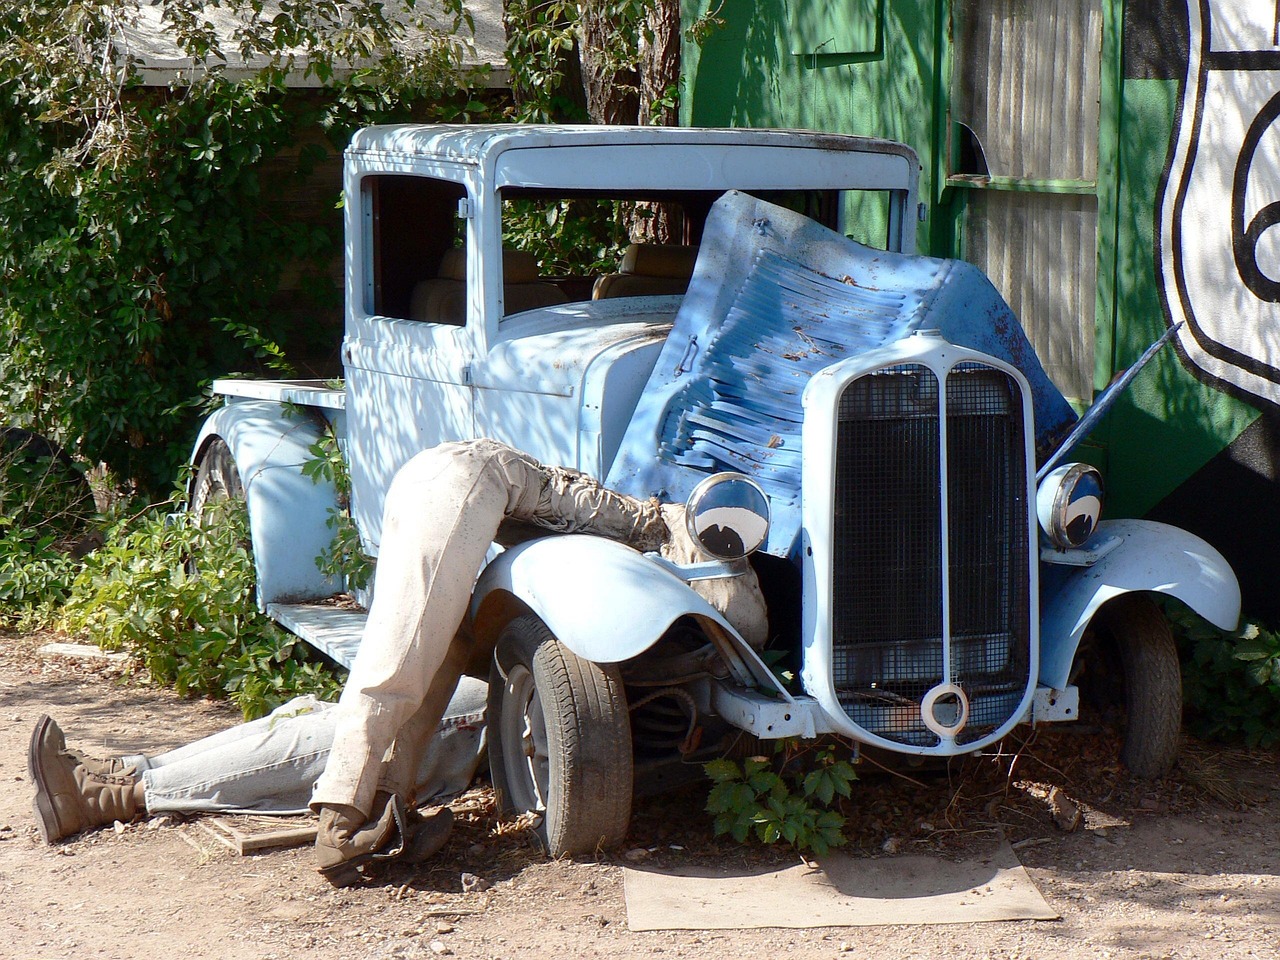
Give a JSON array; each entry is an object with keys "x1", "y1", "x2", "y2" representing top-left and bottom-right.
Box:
[{"x1": 2, "y1": 629, "x2": 1279, "y2": 960}]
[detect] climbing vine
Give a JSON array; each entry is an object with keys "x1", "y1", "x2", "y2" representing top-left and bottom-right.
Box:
[
  {"x1": 302, "y1": 419, "x2": 374, "y2": 593},
  {"x1": 0, "y1": 1, "x2": 487, "y2": 494}
]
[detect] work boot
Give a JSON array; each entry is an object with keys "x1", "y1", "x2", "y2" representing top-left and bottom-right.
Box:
[
  {"x1": 66, "y1": 749, "x2": 136, "y2": 777},
  {"x1": 26, "y1": 716, "x2": 135, "y2": 778},
  {"x1": 315, "y1": 792, "x2": 455, "y2": 887},
  {"x1": 315, "y1": 791, "x2": 407, "y2": 887},
  {"x1": 27, "y1": 715, "x2": 134, "y2": 776},
  {"x1": 402, "y1": 805, "x2": 454, "y2": 865},
  {"x1": 28, "y1": 715, "x2": 144, "y2": 844}
]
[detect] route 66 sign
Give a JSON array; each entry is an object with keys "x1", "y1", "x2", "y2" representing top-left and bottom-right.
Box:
[{"x1": 1159, "y1": 1, "x2": 1280, "y2": 405}]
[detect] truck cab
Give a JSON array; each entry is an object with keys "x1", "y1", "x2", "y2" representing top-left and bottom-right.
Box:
[{"x1": 336, "y1": 125, "x2": 920, "y2": 549}]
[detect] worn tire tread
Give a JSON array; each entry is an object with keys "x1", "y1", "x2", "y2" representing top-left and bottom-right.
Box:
[
  {"x1": 489, "y1": 615, "x2": 632, "y2": 857},
  {"x1": 1097, "y1": 594, "x2": 1182, "y2": 778},
  {"x1": 191, "y1": 437, "x2": 244, "y2": 521}
]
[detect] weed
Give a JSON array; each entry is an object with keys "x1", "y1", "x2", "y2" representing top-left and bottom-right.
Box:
[
  {"x1": 705, "y1": 740, "x2": 857, "y2": 856},
  {"x1": 1171, "y1": 604, "x2": 1280, "y2": 748}
]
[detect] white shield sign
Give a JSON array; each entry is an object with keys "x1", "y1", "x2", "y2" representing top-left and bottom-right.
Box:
[{"x1": 1159, "y1": 0, "x2": 1280, "y2": 404}]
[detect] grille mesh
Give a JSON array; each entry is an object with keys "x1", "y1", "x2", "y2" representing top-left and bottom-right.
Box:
[
  {"x1": 831, "y1": 360, "x2": 1030, "y2": 747},
  {"x1": 946, "y1": 364, "x2": 1030, "y2": 743}
]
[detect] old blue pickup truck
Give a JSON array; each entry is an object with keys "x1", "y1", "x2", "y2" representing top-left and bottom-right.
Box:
[{"x1": 189, "y1": 124, "x2": 1240, "y2": 854}]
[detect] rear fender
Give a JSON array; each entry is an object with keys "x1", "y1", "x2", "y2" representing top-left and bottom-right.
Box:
[
  {"x1": 470, "y1": 534, "x2": 789, "y2": 696},
  {"x1": 191, "y1": 401, "x2": 343, "y2": 606},
  {"x1": 1039, "y1": 518, "x2": 1240, "y2": 689}
]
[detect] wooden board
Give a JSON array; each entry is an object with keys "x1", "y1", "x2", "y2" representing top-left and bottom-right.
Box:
[{"x1": 194, "y1": 815, "x2": 317, "y2": 855}]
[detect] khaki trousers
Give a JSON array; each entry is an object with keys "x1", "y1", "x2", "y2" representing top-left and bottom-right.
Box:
[{"x1": 311, "y1": 439, "x2": 669, "y2": 815}]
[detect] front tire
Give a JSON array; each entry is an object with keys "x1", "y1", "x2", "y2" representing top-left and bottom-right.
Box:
[
  {"x1": 1083, "y1": 594, "x2": 1182, "y2": 778},
  {"x1": 488, "y1": 615, "x2": 633, "y2": 857}
]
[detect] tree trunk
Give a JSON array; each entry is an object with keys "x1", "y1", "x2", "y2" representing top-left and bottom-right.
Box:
[
  {"x1": 577, "y1": 2, "x2": 639, "y2": 125},
  {"x1": 638, "y1": 0, "x2": 680, "y2": 127}
]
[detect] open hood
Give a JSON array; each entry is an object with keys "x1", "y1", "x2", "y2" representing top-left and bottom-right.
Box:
[{"x1": 607, "y1": 190, "x2": 1077, "y2": 552}]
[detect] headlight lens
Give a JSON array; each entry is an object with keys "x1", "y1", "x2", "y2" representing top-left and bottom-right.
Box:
[
  {"x1": 684, "y1": 473, "x2": 770, "y2": 561},
  {"x1": 1036, "y1": 462, "x2": 1104, "y2": 548}
]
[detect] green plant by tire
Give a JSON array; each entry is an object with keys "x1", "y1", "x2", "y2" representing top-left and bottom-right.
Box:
[
  {"x1": 1080, "y1": 593, "x2": 1183, "y2": 778},
  {"x1": 488, "y1": 615, "x2": 633, "y2": 857}
]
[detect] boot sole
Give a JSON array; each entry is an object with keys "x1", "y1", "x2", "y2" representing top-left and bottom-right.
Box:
[
  {"x1": 317, "y1": 858, "x2": 367, "y2": 887},
  {"x1": 317, "y1": 813, "x2": 454, "y2": 888},
  {"x1": 28, "y1": 715, "x2": 64, "y2": 844}
]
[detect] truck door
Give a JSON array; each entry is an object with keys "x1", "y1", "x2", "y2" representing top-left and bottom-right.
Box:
[{"x1": 344, "y1": 173, "x2": 477, "y2": 553}]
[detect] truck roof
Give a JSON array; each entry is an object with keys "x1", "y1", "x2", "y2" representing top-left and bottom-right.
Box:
[{"x1": 346, "y1": 123, "x2": 919, "y2": 167}]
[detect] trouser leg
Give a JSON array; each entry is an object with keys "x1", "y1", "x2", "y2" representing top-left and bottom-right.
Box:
[
  {"x1": 310, "y1": 441, "x2": 517, "y2": 815},
  {"x1": 312, "y1": 439, "x2": 668, "y2": 818},
  {"x1": 378, "y1": 630, "x2": 476, "y2": 804},
  {"x1": 143, "y1": 698, "x2": 336, "y2": 815},
  {"x1": 127, "y1": 695, "x2": 327, "y2": 774},
  {"x1": 138, "y1": 683, "x2": 487, "y2": 816}
]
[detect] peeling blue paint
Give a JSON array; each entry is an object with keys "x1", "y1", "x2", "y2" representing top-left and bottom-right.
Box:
[{"x1": 608, "y1": 190, "x2": 1077, "y2": 554}]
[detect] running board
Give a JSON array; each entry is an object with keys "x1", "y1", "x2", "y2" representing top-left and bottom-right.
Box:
[{"x1": 267, "y1": 602, "x2": 367, "y2": 669}]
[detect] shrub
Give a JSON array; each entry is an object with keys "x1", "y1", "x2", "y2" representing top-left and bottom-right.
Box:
[
  {"x1": 61, "y1": 495, "x2": 344, "y2": 719},
  {"x1": 0, "y1": 526, "x2": 82, "y2": 628},
  {"x1": 0, "y1": 428, "x2": 95, "y2": 627},
  {"x1": 0, "y1": 1, "x2": 486, "y2": 495},
  {"x1": 1172, "y1": 605, "x2": 1280, "y2": 748}
]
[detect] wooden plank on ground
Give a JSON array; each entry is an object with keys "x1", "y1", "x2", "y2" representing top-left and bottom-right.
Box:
[
  {"x1": 195, "y1": 815, "x2": 317, "y2": 855},
  {"x1": 37, "y1": 642, "x2": 129, "y2": 663}
]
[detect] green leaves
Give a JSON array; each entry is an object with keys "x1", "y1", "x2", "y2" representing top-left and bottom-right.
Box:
[
  {"x1": 803, "y1": 758, "x2": 857, "y2": 807},
  {"x1": 503, "y1": 197, "x2": 632, "y2": 278},
  {"x1": 704, "y1": 743, "x2": 858, "y2": 857},
  {"x1": 0, "y1": 1, "x2": 490, "y2": 496},
  {"x1": 1173, "y1": 606, "x2": 1280, "y2": 748},
  {"x1": 304, "y1": 425, "x2": 373, "y2": 591},
  {"x1": 58, "y1": 495, "x2": 344, "y2": 719}
]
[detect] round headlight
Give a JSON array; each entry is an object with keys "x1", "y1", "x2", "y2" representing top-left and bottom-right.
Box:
[
  {"x1": 1036, "y1": 462, "x2": 1104, "y2": 549},
  {"x1": 684, "y1": 473, "x2": 770, "y2": 561}
]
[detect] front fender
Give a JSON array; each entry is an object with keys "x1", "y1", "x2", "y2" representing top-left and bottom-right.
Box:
[
  {"x1": 470, "y1": 535, "x2": 787, "y2": 693},
  {"x1": 192, "y1": 401, "x2": 343, "y2": 606},
  {"x1": 1039, "y1": 518, "x2": 1240, "y2": 689}
]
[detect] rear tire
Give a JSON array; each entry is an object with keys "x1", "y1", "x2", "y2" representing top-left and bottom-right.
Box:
[
  {"x1": 191, "y1": 437, "x2": 244, "y2": 522},
  {"x1": 188, "y1": 437, "x2": 250, "y2": 579},
  {"x1": 1083, "y1": 594, "x2": 1182, "y2": 778},
  {"x1": 488, "y1": 615, "x2": 633, "y2": 857}
]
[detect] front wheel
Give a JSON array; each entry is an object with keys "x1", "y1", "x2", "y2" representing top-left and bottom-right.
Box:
[
  {"x1": 488, "y1": 615, "x2": 633, "y2": 857},
  {"x1": 1082, "y1": 594, "x2": 1183, "y2": 778}
]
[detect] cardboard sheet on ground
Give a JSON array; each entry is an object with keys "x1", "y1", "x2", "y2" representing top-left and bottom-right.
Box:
[{"x1": 622, "y1": 842, "x2": 1058, "y2": 930}]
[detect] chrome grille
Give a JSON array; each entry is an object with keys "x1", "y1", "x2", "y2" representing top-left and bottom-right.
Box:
[
  {"x1": 831, "y1": 361, "x2": 1031, "y2": 747},
  {"x1": 946, "y1": 363, "x2": 1030, "y2": 743}
]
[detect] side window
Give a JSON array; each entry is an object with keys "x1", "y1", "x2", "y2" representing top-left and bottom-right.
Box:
[
  {"x1": 364, "y1": 174, "x2": 466, "y2": 323},
  {"x1": 951, "y1": 0, "x2": 1103, "y2": 403}
]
